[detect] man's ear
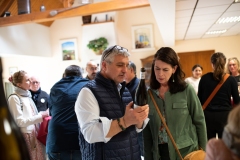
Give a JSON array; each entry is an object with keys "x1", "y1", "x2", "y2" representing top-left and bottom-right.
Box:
[
  {"x1": 101, "y1": 61, "x2": 107, "y2": 71},
  {"x1": 130, "y1": 68, "x2": 134, "y2": 73}
]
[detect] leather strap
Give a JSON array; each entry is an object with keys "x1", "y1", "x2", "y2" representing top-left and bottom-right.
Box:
[
  {"x1": 202, "y1": 74, "x2": 230, "y2": 110},
  {"x1": 148, "y1": 89, "x2": 184, "y2": 160}
]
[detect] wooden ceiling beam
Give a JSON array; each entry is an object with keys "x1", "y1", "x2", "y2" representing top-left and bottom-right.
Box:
[
  {"x1": 0, "y1": 0, "x2": 14, "y2": 17},
  {"x1": 62, "y1": 0, "x2": 74, "y2": 8},
  {"x1": 0, "y1": 0, "x2": 149, "y2": 27}
]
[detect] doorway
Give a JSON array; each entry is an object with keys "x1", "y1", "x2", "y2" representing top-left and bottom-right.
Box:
[{"x1": 178, "y1": 50, "x2": 214, "y2": 78}]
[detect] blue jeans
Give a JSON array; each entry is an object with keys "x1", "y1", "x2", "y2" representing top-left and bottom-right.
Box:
[{"x1": 48, "y1": 150, "x2": 81, "y2": 160}]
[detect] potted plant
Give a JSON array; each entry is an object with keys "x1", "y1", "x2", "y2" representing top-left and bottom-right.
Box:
[{"x1": 87, "y1": 37, "x2": 108, "y2": 55}]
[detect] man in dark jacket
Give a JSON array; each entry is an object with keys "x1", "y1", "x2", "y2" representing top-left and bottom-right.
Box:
[
  {"x1": 30, "y1": 76, "x2": 49, "y2": 112},
  {"x1": 47, "y1": 65, "x2": 88, "y2": 160},
  {"x1": 125, "y1": 61, "x2": 144, "y2": 157},
  {"x1": 75, "y1": 45, "x2": 149, "y2": 160}
]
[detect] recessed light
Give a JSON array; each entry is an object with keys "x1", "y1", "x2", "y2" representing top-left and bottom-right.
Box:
[
  {"x1": 206, "y1": 30, "x2": 227, "y2": 35},
  {"x1": 216, "y1": 16, "x2": 240, "y2": 24},
  {"x1": 234, "y1": 0, "x2": 240, "y2": 3}
]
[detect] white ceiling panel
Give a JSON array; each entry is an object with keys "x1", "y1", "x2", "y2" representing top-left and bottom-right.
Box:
[
  {"x1": 176, "y1": 27, "x2": 188, "y2": 33},
  {"x1": 176, "y1": 17, "x2": 191, "y2": 24},
  {"x1": 150, "y1": 0, "x2": 239, "y2": 45},
  {"x1": 191, "y1": 13, "x2": 222, "y2": 22},
  {"x1": 227, "y1": 3, "x2": 240, "y2": 11},
  {"x1": 186, "y1": 33, "x2": 205, "y2": 38},
  {"x1": 226, "y1": 23, "x2": 240, "y2": 32},
  {"x1": 209, "y1": 23, "x2": 237, "y2": 30},
  {"x1": 221, "y1": 33, "x2": 239, "y2": 37},
  {"x1": 221, "y1": 30, "x2": 240, "y2": 36},
  {"x1": 175, "y1": 27, "x2": 188, "y2": 33},
  {"x1": 176, "y1": 0, "x2": 197, "y2": 10},
  {"x1": 231, "y1": 22, "x2": 240, "y2": 28},
  {"x1": 176, "y1": 9, "x2": 193, "y2": 18},
  {"x1": 202, "y1": 34, "x2": 220, "y2": 38},
  {"x1": 175, "y1": 32, "x2": 186, "y2": 40},
  {"x1": 220, "y1": 10, "x2": 240, "y2": 17},
  {"x1": 190, "y1": 20, "x2": 216, "y2": 27},
  {"x1": 176, "y1": 23, "x2": 189, "y2": 29},
  {"x1": 188, "y1": 25, "x2": 209, "y2": 31},
  {"x1": 212, "y1": 22, "x2": 237, "y2": 28},
  {"x1": 194, "y1": 5, "x2": 230, "y2": 16},
  {"x1": 197, "y1": 0, "x2": 234, "y2": 8},
  {"x1": 185, "y1": 34, "x2": 203, "y2": 39}
]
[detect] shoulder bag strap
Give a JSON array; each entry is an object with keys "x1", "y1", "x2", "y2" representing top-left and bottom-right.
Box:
[
  {"x1": 8, "y1": 93, "x2": 23, "y2": 111},
  {"x1": 202, "y1": 74, "x2": 230, "y2": 110},
  {"x1": 148, "y1": 89, "x2": 184, "y2": 160}
]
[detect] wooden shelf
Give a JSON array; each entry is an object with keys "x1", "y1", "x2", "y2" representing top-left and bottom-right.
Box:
[{"x1": 82, "y1": 20, "x2": 114, "y2": 26}]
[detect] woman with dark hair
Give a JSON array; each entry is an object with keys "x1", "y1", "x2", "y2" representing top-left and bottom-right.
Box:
[
  {"x1": 144, "y1": 47, "x2": 207, "y2": 160},
  {"x1": 185, "y1": 64, "x2": 203, "y2": 93},
  {"x1": 198, "y1": 52, "x2": 239, "y2": 140}
]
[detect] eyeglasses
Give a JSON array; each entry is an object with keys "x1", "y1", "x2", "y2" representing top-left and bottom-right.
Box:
[
  {"x1": 31, "y1": 81, "x2": 40, "y2": 84},
  {"x1": 102, "y1": 45, "x2": 128, "y2": 60},
  {"x1": 89, "y1": 67, "x2": 98, "y2": 71}
]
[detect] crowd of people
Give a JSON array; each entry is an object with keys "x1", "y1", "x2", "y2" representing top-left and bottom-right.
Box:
[{"x1": 6, "y1": 45, "x2": 240, "y2": 160}]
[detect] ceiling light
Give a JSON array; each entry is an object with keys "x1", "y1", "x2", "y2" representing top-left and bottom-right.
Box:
[
  {"x1": 206, "y1": 30, "x2": 227, "y2": 35},
  {"x1": 216, "y1": 16, "x2": 240, "y2": 24},
  {"x1": 234, "y1": 0, "x2": 240, "y2": 3}
]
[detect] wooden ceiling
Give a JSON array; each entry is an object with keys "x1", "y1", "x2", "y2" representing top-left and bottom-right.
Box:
[
  {"x1": 0, "y1": 0, "x2": 149, "y2": 27},
  {"x1": 0, "y1": 0, "x2": 74, "y2": 26}
]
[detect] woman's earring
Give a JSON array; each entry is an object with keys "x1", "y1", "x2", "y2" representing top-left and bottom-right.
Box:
[{"x1": 172, "y1": 73, "x2": 175, "y2": 82}]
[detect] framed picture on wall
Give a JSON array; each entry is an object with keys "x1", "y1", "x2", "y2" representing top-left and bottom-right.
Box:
[
  {"x1": 60, "y1": 38, "x2": 78, "y2": 61},
  {"x1": 131, "y1": 24, "x2": 154, "y2": 52},
  {"x1": 9, "y1": 67, "x2": 18, "y2": 76}
]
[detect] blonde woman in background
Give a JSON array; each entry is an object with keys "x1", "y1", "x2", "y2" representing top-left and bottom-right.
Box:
[
  {"x1": 185, "y1": 64, "x2": 203, "y2": 93},
  {"x1": 8, "y1": 70, "x2": 49, "y2": 160},
  {"x1": 227, "y1": 57, "x2": 240, "y2": 82},
  {"x1": 227, "y1": 57, "x2": 240, "y2": 94}
]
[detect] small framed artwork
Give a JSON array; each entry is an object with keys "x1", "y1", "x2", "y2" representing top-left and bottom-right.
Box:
[
  {"x1": 9, "y1": 67, "x2": 18, "y2": 76},
  {"x1": 131, "y1": 24, "x2": 154, "y2": 52},
  {"x1": 60, "y1": 38, "x2": 78, "y2": 61}
]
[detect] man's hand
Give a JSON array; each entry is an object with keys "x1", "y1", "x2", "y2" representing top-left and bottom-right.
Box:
[{"x1": 123, "y1": 101, "x2": 149, "y2": 128}]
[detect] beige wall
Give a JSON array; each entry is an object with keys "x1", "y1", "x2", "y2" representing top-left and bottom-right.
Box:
[
  {"x1": 175, "y1": 36, "x2": 240, "y2": 57},
  {"x1": 1, "y1": 6, "x2": 240, "y2": 93},
  {"x1": 0, "y1": 23, "x2": 52, "y2": 57}
]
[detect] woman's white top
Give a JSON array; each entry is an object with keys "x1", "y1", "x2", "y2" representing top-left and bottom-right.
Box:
[
  {"x1": 8, "y1": 88, "x2": 43, "y2": 134},
  {"x1": 185, "y1": 77, "x2": 201, "y2": 93}
]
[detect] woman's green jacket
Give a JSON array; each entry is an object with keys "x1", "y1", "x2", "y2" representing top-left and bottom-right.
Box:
[{"x1": 144, "y1": 84, "x2": 207, "y2": 160}]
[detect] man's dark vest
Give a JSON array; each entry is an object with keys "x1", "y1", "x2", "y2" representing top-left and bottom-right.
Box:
[
  {"x1": 30, "y1": 88, "x2": 49, "y2": 112},
  {"x1": 79, "y1": 73, "x2": 141, "y2": 160}
]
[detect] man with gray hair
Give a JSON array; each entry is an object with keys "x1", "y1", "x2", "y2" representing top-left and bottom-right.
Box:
[
  {"x1": 125, "y1": 61, "x2": 144, "y2": 157},
  {"x1": 75, "y1": 45, "x2": 149, "y2": 160},
  {"x1": 125, "y1": 61, "x2": 140, "y2": 100}
]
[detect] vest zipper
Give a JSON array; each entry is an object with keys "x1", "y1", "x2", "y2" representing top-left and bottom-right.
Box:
[{"x1": 130, "y1": 135, "x2": 133, "y2": 160}]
